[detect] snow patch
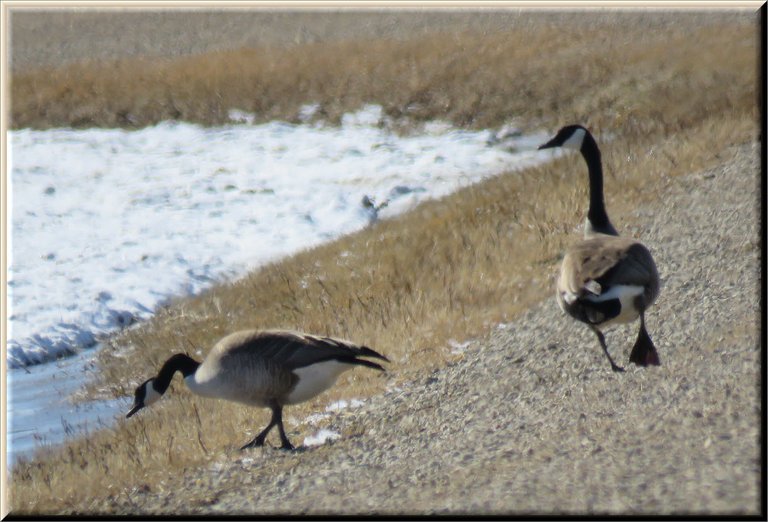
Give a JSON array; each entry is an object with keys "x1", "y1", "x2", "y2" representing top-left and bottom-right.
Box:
[
  {"x1": 304, "y1": 412, "x2": 331, "y2": 425},
  {"x1": 448, "y1": 339, "x2": 472, "y2": 355},
  {"x1": 298, "y1": 103, "x2": 321, "y2": 122},
  {"x1": 8, "y1": 111, "x2": 550, "y2": 368},
  {"x1": 326, "y1": 398, "x2": 364, "y2": 412},
  {"x1": 304, "y1": 429, "x2": 341, "y2": 447},
  {"x1": 227, "y1": 109, "x2": 255, "y2": 125}
]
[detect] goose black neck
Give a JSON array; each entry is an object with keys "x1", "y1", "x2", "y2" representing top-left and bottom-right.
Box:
[
  {"x1": 154, "y1": 354, "x2": 200, "y2": 394},
  {"x1": 580, "y1": 133, "x2": 618, "y2": 236}
]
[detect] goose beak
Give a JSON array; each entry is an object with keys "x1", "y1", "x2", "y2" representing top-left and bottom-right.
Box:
[
  {"x1": 126, "y1": 403, "x2": 143, "y2": 418},
  {"x1": 538, "y1": 138, "x2": 558, "y2": 150}
]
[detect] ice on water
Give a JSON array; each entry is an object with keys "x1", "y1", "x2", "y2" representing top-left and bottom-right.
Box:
[{"x1": 8, "y1": 105, "x2": 548, "y2": 369}]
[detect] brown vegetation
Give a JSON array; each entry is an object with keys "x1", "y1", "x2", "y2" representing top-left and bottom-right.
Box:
[{"x1": 11, "y1": 19, "x2": 754, "y2": 132}]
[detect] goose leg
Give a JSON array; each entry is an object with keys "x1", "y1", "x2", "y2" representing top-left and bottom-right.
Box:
[
  {"x1": 240, "y1": 411, "x2": 278, "y2": 450},
  {"x1": 590, "y1": 326, "x2": 625, "y2": 372},
  {"x1": 629, "y1": 312, "x2": 661, "y2": 366},
  {"x1": 271, "y1": 402, "x2": 295, "y2": 451},
  {"x1": 240, "y1": 402, "x2": 295, "y2": 451}
]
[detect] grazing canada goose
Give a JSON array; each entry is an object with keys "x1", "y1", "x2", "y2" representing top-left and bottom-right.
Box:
[
  {"x1": 538, "y1": 125, "x2": 660, "y2": 372},
  {"x1": 126, "y1": 329, "x2": 388, "y2": 450}
]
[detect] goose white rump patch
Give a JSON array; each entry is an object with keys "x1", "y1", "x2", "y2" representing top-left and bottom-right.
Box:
[
  {"x1": 287, "y1": 360, "x2": 353, "y2": 404},
  {"x1": 585, "y1": 284, "x2": 644, "y2": 324}
]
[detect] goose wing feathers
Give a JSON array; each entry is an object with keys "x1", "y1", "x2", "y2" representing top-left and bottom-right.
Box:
[
  {"x1": 560, "y1": 236, "x2": 659, "y2": 300},
  {"x1": 210, "y1": 330, "x2": 388, "y2": 372}
]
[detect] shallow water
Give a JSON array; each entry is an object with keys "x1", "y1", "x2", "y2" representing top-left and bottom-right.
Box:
[{"x1": 7, "y1": 348, "x2": 129, "y2": 465}]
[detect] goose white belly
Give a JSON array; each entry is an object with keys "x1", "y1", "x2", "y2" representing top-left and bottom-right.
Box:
[{"x1": 286, "y1": 360, "x2": 353, "y2": 405}]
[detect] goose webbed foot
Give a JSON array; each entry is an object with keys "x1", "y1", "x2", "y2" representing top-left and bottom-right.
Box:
[
  {"x1": 629, "y1": 314, "x2": 661, "y2": 367},
  {"x1": 240, "y1": 435, "x2": 267, "y2": 451},
  {"x1": 240, "y1": 436, "x2": 295, "y2": 451},
  {"x1": 240, "y1": 426, "x2": 272, "y2": 450},
  {"x1": 240, "y1": 408, "x2": 279, "y2": 450},
  {"x1": 240, "y1": 402, "x2": 297, "y2": 451}
]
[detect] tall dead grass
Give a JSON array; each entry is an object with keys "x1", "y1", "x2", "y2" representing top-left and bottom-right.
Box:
[
  {"x1": 11, "y1": 20, "x2": 755, "y2": 135},
  {"x1": 7, "y1": 15, "x2": 759, "y2": 514}
]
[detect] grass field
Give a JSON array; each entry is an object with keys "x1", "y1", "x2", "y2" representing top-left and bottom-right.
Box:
[{"x1": 6, "y1": 10, "x2": 760, "y2": 514}]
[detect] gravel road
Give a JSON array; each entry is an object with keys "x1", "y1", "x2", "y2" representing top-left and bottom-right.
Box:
[{"x1": 106, "y1": 143, "x2": 761, "y2": 515}]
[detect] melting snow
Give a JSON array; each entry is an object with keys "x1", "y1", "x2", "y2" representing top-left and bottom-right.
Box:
[
  {"x1": 448, "y1": 338, "x2": 472, "y2": 354},
  {"x1": 326, "y1": 398, "x2": 365, "y2": 412},
  {"x1": 8, "y1": 106, "x2": 550, "y2": 368},
  {"x1": 304, "y1": 412, "x2": 331, "y2": 425},
  {"x1": 303, "y1": 428, "x2": 341, "y2": 447}
]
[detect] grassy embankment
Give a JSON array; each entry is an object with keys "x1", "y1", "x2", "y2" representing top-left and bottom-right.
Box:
[{"x1": 8, "y1": 18, "x2": 758, "y2": 513}]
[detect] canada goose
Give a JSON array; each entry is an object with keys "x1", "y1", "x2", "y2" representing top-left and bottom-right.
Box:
[
  {"x1": 126, "y1": 329, "x2": 388, "y2": 450},
  {"x1": 538, "y1": 125, "x2": 660, "y2": 372}
]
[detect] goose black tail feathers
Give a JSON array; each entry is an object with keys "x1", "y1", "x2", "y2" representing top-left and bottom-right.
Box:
[
  {"x1": 339, "y1": 356, "x2": 387, "y2": 372},
  {"x1": 338, "y1": 345, "x2": 389, "y2": 372},
  {"x1": 357, "y1": 345, "x2": 390, "y2": 363},
  {"x1": 629, "y1": 316, "x2": 661, "y2": 367}
]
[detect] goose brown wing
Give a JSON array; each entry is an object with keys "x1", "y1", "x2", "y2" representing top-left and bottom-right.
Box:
[
  {"x1": 220, "y1": 330, "x2": 388, "y2": 372},
  {"x1": 596, "y1": 242, "x2": 660, "y2": 304},
  {"x1": 597, "y1": 243, "x2": 658, "y2": 286},
  {"x1": 560, "y1": 236, "x2": 649, "y2": 296}
]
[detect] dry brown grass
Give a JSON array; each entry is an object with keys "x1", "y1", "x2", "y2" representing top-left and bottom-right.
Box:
[
  {"x1": 7, "y1": 14, "x2": 759, "y2": 514},
  {"x1": 11, "y1": 20, "x2": 755, "y2": 133}
]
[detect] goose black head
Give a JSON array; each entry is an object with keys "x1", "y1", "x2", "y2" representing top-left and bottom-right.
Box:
[
  {"x1": 538, "y1": 124, "x2": 589, "y2": 151},
  {"x1": 126, "y1": 378, "x2": 163, "y2": 418}
]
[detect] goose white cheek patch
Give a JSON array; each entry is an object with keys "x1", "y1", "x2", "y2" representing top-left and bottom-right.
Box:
[
  {"x1": 562, "y1": 127, "x2": 586, "y2": 150},
  {"x1": 144, "y1": 382, "x2": 163, "y2": 406}
]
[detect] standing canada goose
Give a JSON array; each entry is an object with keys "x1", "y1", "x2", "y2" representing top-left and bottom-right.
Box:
[
  {"x1": 538, "y1": 125, "x2": 660, "y2": 372},
  {"x1": 126, "y1": 329, "x2": 388, "y2": 450}
]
